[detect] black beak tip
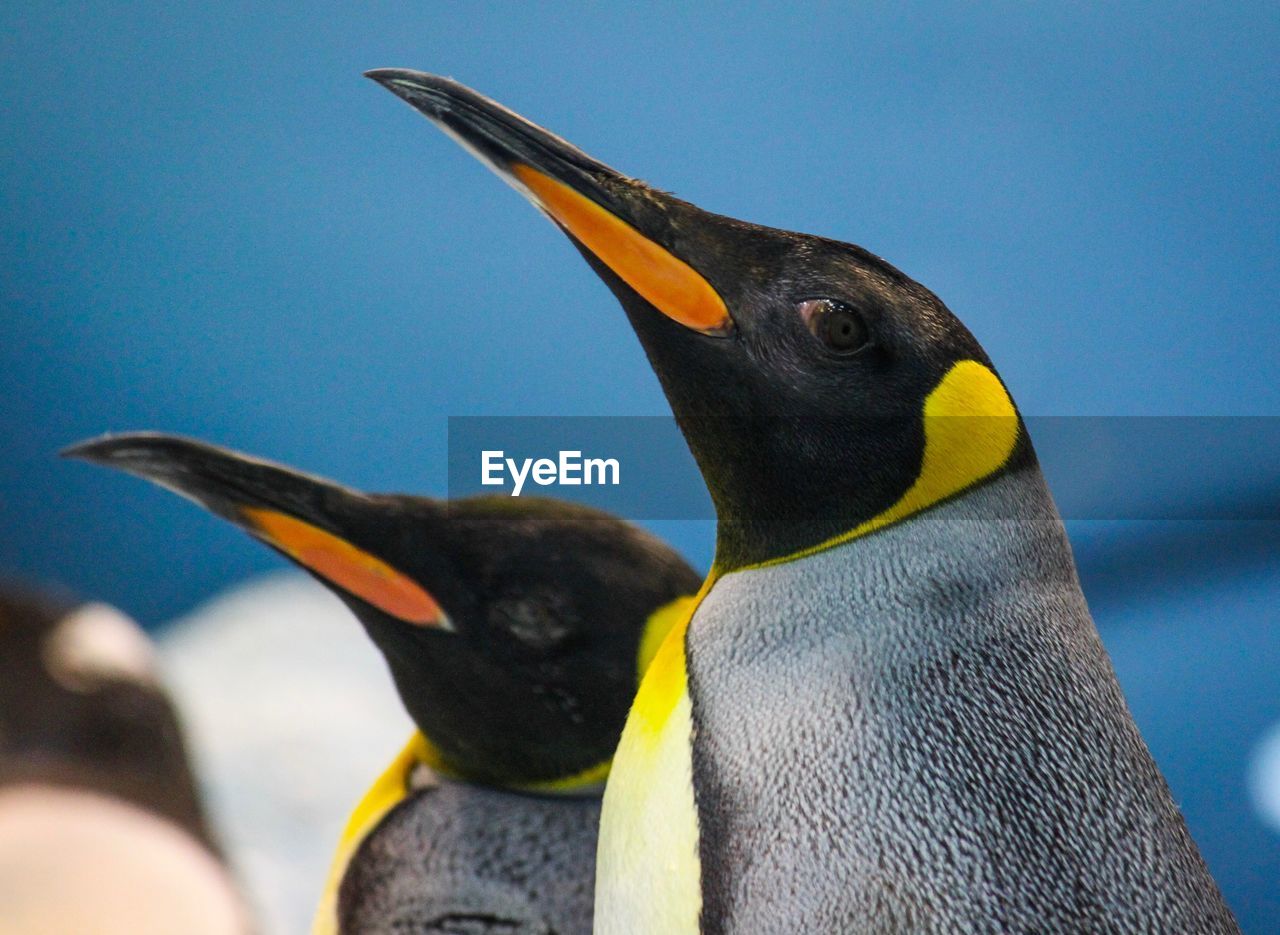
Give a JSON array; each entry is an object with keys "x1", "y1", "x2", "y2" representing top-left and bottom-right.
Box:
[
  {"x1": 59, "y1": 432, "x2": 186, "y2": 472},
  {"x1": 60, "y1": 435, "x2": 122, "y2": 464},
  {"x1": 363, "y1": 68, "x2": 461, "y2": 113},
  {"x1": 363, "y1": 67, "x2": 408, "y2": 86}
]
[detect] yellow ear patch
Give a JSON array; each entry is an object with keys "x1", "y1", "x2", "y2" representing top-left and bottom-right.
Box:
[
  {"x1": 240, "y1": 508, "x2": 447, "y2": 627},
  {"x1": 511, "y1": 164, "x2": 732, "y2": 335},
  {"x1": 895, "y1": 358, "x2": 1020, "y2": 521},
  {"x1": 755, "y1": 359, "x2": 1020, "y2": 568}
]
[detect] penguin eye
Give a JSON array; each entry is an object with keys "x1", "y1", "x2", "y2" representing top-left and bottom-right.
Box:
[
  {"x1": 490, "y1": 591, "x2": 576, "y2": 651},
  {"x1": 798, "y1": 299, "x2": 869, "y2": 355}
]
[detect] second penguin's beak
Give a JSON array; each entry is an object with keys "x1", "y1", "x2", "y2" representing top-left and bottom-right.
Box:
[{"x1": 63, "y1": 433, "x2": 452, "y2": 630}]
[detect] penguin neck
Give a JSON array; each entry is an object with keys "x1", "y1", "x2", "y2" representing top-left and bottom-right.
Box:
[
  {"x1": 703, "y1": 466, "x2": 1081, "y2": 648},
  {"x1": 849, "y1": 466, "x2": 1076, "y2": 604}
]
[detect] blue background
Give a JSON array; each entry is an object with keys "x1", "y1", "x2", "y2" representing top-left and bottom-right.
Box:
[{"x1": 3, "y1": 3, "x2": 1277, "y2": 928}]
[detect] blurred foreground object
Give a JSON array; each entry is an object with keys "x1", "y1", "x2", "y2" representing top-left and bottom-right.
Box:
[
  {"x1": 0, "y1": 586, "x2": 250, "y2": 934},
  {"x1": 159, "y1": 572, "x2": 412, "y2": 935}
]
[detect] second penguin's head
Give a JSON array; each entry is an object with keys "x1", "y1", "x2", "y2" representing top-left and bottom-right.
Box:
[{"x1": 65, "y1": 433, "x2": 701, "y2": 790}]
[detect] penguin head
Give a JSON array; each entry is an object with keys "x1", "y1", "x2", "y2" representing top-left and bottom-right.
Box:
[
  {"x1": 368, "y1": 70, "x2": 1029, "y2": 570},
  {"x1": 0, "y1": 585, "x2": 215, "y2": 846},
  {"x1": 64, "y1": 434, "x2": 701, "y2": 789}
]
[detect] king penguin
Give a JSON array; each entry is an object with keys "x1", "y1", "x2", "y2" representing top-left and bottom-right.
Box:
[
  {"x1": 0, "y1": 584, "x2": 250, "y2": 933},
  {"x1": 65, "y1": 432, "x2": 701, "y2": 935},
  {"x1": 366, "y1": 71, "x2": 1239, "y2": 933}
]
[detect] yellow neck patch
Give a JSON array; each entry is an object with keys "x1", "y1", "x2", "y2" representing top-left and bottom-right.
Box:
[
  {"x1": 311, "y1": 732, "x2": 434, "y2": 935},
  {"x1": 595, "y1": 584, "x2": 710, "y2": 933},
  {"x1": 636, "y1": 594, "x2": 700, "y2": 682},
  {"x1": 627, "y1": 579, "x2": 718, "y2": 739}
]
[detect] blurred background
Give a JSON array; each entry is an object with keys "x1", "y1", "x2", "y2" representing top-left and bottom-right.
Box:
[{"x1": 3, "y1": 3, "x2": 1277, "y2": 931}]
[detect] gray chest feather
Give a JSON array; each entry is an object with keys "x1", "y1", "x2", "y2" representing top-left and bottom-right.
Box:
[
  {"x1": 687, "y1": 470, "x2": 1237, "y2": 934},
  {"x1": 339, "y1": 779, "x2": 599, "y2": 935}
]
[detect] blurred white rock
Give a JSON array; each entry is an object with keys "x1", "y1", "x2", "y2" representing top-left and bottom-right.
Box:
[
  {"x1": 158, "y1": 572, "x2": 412, "y2": 935},
  {"x1": 1249, "y1": 721, "x2": 1280, "y2": 836}
]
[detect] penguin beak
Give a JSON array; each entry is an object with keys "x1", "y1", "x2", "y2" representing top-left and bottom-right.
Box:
[
  {"x1": 63, "y1": 433, "x2": 317, "y2": 520},
  {"x1": 365, "y1": 69, "x2": 734, "y2": 337},
  {"x1": 62, "y1": 433, "x2": 452, "y2": 630}
]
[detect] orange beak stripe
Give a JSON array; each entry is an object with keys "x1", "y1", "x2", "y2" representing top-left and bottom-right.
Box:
[
  {"x1": 240, "y1": 507, "x2": 447, "y2": 627},
  {"x1": 512, "y1": 164, "x2": 732, "y2": 335}
]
